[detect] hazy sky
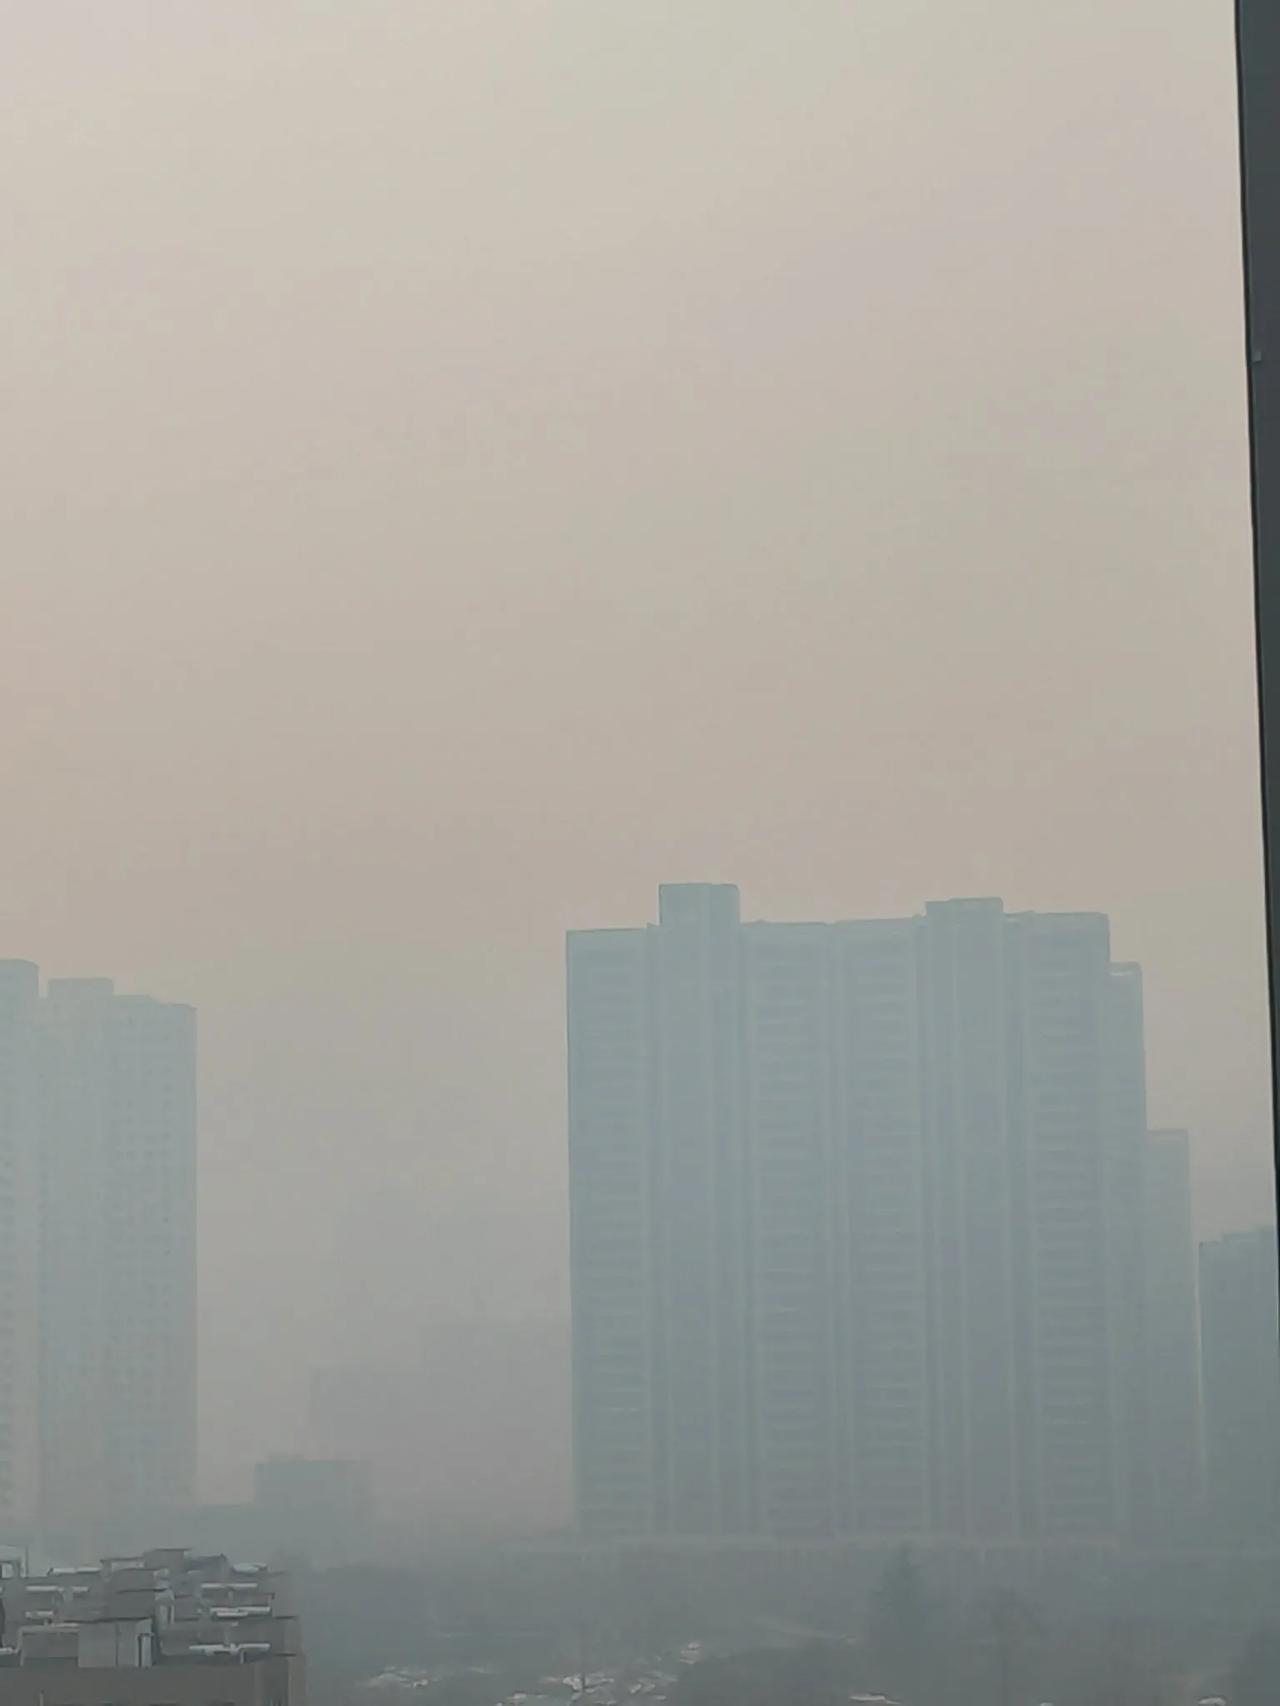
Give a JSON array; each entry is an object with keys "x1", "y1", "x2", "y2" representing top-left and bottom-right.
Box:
[{"x1": 1, "y1": 0, "x2": 1265, "y2": 1495}]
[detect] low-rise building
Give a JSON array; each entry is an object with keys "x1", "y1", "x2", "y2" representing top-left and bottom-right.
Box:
[{"x1": 0, "y1": 1549, "x2": 303, "y2": 1706}]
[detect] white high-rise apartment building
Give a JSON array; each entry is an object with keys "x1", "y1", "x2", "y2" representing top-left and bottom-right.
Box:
[
  {"x1": 0, "y1": 963, "x2": 196, "y2": 1547},
  {"x1": 567, "y1": 887, "x2": 1162, "y2": 1544},
  {"x1": 567, "y1": 885, "x2": 750, "y2": 1539},
  {"x1": 40, "y1": 978, "x2": 197, "y2": 1541}
]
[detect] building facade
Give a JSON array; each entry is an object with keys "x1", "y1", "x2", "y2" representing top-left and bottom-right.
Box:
[
  {"x1": 0, "y1": 963, "x2": 41, "y2": 1539},
  {"x1": 0, "y1": 1549, "x2": 302, "y2": 1706},
  {"x1": 568, "y1": 886, "x2": 1165, "y2": 1544},
  {"x1": 41, "y1": 979, "x2": 198, "y2": 1541},
  {"x1": 1200, "y1": 1227, "x2": 1280, "y2": 1542},
  {"x1": 1140, "y1": 1130, "x2": 1203, "y2": 1540},
  {"x1": 0, "y1": 963, "x2": 196, "y2": 1550}
]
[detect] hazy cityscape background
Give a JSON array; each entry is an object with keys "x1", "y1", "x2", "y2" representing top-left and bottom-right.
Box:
[
  {"x1": 4, "y1": 55, "x2": 1279, "y2": 1706},
  {"x1": 2, "y1": 0, "x2": 1266, "y2": 1533},
  {"x1": 6, "y1": 1, "x2": 1280, "y2": 1699}
]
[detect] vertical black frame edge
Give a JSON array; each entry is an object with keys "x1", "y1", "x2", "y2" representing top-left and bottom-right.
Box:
[{"x1": 1236, "y1": 0, "x2": 1280, "y2": 1236}]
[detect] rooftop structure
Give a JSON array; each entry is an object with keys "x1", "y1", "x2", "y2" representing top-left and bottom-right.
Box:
[{"x1": 0, "y1": 1549, "x2": 302, "y2": 1706}]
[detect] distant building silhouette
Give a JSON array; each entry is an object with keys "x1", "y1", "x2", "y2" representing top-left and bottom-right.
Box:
[
  {"x1": 567, "y1": 885, "x2": 1192, "y2": 1544},
  {"x1": 1140, "y1": 1131, "x2": 1203, "y2": 1541},
  {"x1": 0, "y1": 962, "x2": 41, "y2": 1539},
  {"x1": 250, "y1": 1455, "x2": 375, "y2": 1558},
  {"x1": 307, "y1": 1319, "x2": 571, "y2": 1542},
  {"x1": 0, "y1": 963, "x2": 196, "y2": 1550},
  {"x1": 39, "y1": 979, "x2": 197, "y2": 1543},
  {"x1": 1199, "y1": 1226, "x2": 1280, "y2": 1542}
]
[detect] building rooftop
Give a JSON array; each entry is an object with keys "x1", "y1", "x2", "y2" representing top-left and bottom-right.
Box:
[{"x1": 0, "y1": 1549, "x2": 300, "y2": 1678}]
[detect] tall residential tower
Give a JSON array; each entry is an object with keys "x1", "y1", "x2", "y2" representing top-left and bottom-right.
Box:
[
  {"x1": 0, "y1": 963, "x2": 196, "y2": 1550},
  {"x1": 39, "y1": 979, "x2": 198, "y2": 1541},
  {"x1": 567, "y1": 886, "x2": 1170, "y2": 1544}
]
